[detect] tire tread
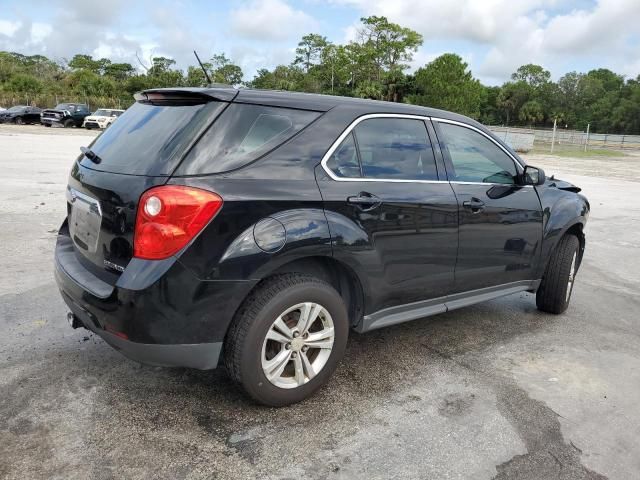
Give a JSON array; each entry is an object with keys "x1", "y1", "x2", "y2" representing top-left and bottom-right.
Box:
[{"x1": 536, "y1": 234, "x2": 580, "y2": 314}]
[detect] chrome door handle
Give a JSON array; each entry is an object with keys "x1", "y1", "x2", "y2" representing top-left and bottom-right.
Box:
[
  {"x1": 347, "y1": 192, "x2": 382, "y2": 211},
  {"x1": 463, "y1": 198, "x2": 485, "y2": 213}
]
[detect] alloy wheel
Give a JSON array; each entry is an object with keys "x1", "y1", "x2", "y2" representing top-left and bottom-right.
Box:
[{"x1": 261, "y1": 302, "x2": 335, "y2": 389}]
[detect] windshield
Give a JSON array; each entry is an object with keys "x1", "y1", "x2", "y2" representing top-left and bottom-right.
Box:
[
  {"x1": 8, "y1": 106, "x2": 26, "y2": 112},
  {"x1": 93, "y1": 109, "x2": 110, "y2": 116},
  {"x1": 55, "y1": 104, "x2": 75, "y2": 111},
  {"x1": 79, "y1": 100, "x2": 225, "y2": 176}
]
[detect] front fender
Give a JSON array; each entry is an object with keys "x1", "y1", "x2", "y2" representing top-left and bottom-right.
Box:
[{"x1": 534, "y1": 186, "x2": 589, "y2": 277}]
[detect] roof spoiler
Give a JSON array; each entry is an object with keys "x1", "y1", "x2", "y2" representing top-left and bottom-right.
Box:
[{"x1": 134, "y1": 87, "x2": 239, "y2": 105}]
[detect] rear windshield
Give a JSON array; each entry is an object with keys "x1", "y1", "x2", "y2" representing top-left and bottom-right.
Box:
[
  {"x1": 80, "y1": 101, "x2": 225, "y2": 176},
  {"x1": 176, "y1": 104, "x2": 320, "y2": 175}
]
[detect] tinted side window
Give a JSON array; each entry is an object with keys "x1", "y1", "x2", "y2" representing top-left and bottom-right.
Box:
[
  {"x1": 354, "y1": 118, "x2": 438, "y2": 180},
  {"x1": 179, "y1": 104, "x2": 320, "y2": 174},
  {"x1": 326, "y1": 133, "x2": 361, "y2": 178},
  {"x1": 438, "y1": 123, "x2": 517, "y2": 184}
]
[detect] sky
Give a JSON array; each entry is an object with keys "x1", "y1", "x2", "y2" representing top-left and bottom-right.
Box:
[{"x1": 1, "y1": 0, "x2": 639, "y2": 85}]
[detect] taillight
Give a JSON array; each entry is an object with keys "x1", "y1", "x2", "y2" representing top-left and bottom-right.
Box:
[{"x1": 134, "y1": 186, "x2": 223, "y2": 260}]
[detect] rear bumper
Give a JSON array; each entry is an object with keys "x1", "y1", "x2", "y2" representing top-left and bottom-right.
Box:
[
  {"x1": 65, "y1": 300, "x2": 222, "y2": 369},
  {"x1": 54, "y1": 228, "x2": 256, "y2": 369}
]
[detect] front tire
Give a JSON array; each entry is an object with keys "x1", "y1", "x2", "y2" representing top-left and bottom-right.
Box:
[
  {"x1": 63, "y1": 119, "x2": 73, "y2": 128},
  {"x1": 15, "y1": 117, "x2": 23, "y2": 125},
  {"x1": 225, "y1": 274, "x2": 349, "y2": 407},
  {"x1": 536, "y1": 234, "x2": 580, "y2": 314}
]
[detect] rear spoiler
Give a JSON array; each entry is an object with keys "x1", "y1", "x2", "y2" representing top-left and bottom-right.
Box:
[{"x1": 134, "y1": 87, "x2": 239, "y2": 105}]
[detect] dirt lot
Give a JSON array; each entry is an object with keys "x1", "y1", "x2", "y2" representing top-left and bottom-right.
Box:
[{"x1": 1, "y1": 124, "x2": 639, "y2": 479}]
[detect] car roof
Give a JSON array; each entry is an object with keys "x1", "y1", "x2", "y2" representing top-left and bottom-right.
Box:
[{"x1": 142, "y1": 87, "x2": 481, "y2": 127}]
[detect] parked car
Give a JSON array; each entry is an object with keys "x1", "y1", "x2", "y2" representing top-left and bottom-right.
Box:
[
  {"x1": 83, "y1": 108, "x2": 125, "y2": 129},
  {"x1": 55, "y1": 87, "x2": 589, "y2": 406},
  {"x1": 41, "y1": 103, "x2": 90, "y2": 128},
  {"x1": 0, "y1": 105, "x2": 42, "y2": 124}
]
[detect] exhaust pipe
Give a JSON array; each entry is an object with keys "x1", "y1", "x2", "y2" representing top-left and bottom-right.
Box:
[{"x1": 67, "y1": 312, "x2": 83, "y2": 329}]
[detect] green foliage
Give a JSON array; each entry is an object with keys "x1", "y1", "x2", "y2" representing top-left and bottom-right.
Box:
[
  {"x1": 295, "y1": 34, "x2": 328, "y2": 72},
  {"x1": 519, "y1": 100, "x2": 544, "y2": 125},
  {"x1": 0, "y1": 14, "x2": 638, "y2": 134},
  {"x1": 408, "y1": 53, "x2": 484, "y2": 118}
]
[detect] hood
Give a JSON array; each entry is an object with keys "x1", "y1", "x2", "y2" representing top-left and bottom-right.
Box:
[{"x1": 545, "y1": 176, "x2": 581, "y2": 193}]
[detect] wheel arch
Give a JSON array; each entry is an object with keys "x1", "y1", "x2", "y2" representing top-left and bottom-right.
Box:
[
  {"x1": 537, "y1": 219, "x2": 586, "y2": 280},
  {"x1": 233, "y1": 255, "x2": 366, "y2": 329}
]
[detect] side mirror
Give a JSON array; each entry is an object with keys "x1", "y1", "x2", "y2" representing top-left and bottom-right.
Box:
[{"x1": 523, "y1": 165, "x2": 546, "y2": 186}]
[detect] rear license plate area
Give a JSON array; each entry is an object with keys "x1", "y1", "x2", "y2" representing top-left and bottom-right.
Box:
[{"x1": 67, "y1": 187, "x2": 102, "y2": 253}]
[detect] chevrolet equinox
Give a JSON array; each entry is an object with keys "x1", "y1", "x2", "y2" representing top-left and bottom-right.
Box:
[{"x1": 55, "y1": 87, "x2": 589, "y2": 406}]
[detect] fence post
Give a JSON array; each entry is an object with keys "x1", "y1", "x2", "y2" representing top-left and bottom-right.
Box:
[
  {"x1": 584, "y1": 123, "x2": 590, "y2": 152},
  {"x1": 550, "y1": 118, "x2": 557, "y2": 154},
  {"x1": 604, "y1": 134, "x2": 607, "y2": 146},
  {"x1": 621, "y1": 135, "x2": 625, "y2": 149}
]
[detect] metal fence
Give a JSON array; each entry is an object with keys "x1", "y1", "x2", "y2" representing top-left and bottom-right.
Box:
[{"x1": 488, "y1": 125, "x2": 640, "y2": 153}]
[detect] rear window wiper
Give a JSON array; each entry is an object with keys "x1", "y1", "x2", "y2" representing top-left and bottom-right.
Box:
[{"x1": 80, "y1": 146, "x2": 102, "y2": 164}]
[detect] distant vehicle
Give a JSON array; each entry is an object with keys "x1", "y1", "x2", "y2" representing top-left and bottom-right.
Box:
[
  {"x1": 0, "y1": 107, "x2": 5, "y2": 112},
  {"x1": 83, "y1": 109, "x2": 125, "y2": 130},
  {"x1": 41, "y1": 103, "x2": 90, "y2": 128},
  {"x1": 56, "y1": 87, "x2": 589, "y2": 406},
  {"x1": 0, "y1": 105, "x2": 42, "y2": 125}
]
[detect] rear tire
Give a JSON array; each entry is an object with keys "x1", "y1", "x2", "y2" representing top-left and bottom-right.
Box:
[
  {"x1": 536, "y1": 234, "x2": 580, "y2": 314},
  {"x1": 225, "y1": 274, "x2": 349, "y2": 407},
  {"x1": 15, "y1": 117, "x2": 23, "y2": 125}
]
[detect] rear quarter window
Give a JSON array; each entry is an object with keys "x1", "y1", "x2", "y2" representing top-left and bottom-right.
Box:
[{"x1": 176, "y1": 104, "x2": 320, "y2": 175}]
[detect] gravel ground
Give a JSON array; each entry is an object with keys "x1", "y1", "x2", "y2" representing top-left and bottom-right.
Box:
[{"x1": 1, "y1": 124, "x2": 639, "y2": 479}]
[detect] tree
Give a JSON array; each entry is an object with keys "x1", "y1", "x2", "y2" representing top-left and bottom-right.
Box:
[
  {"x1": 409, "y1": 54, "x2": 484, "y2": 118},
  {"x1": 511, "y1": 64, "x2": 551, "y2": 89},
  {"x1": 497, "y1": 81, "x2": 531, "y2": 125},
  {"x1": 7, "y1": 73, "x2": 42, "y2": 93},
  {"x1": 210, "y1": 53, "x2": 243, "y2": 85},
  {"x1": 357, "y1": 16, "x2": 422, "y2": 80},
  {"x1": 104, "y1": 63, "x2": 135, "y2": 81},
  {"x1": 295, "y1": 34, "x2": 328, "y2": 72},
  {"x1": 519, "y1": 100, "x2": 544, "y2": 125},
  {"x1": 147, "y1": 57, "x2": 183, "y2": 87}
]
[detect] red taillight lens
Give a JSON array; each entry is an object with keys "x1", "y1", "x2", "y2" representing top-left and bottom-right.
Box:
[{"x1": 134, "y1": 186, "x2": 223, "y2": 260}]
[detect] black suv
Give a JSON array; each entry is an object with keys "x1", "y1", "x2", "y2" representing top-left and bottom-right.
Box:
[
  {"x1": 55, "y1": 88, "x2": 589, "y2": 406},
  {"x1": 41, "y1": 103, "x2": 90, "y2": 127}
]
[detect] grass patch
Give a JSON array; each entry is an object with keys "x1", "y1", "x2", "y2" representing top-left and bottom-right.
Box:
[{"x1": 529, "y1": 147, "x2": 627, "y2": 158}]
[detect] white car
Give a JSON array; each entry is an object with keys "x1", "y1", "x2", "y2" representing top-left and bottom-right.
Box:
[{"x1": 83, "y1": 109, "x2": 125, "y2": 130}]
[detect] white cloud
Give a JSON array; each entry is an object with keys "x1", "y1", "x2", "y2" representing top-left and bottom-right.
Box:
[
  {"x1": 0, "y1": 20, "x2": 21, "y2": 37},
  {"x1": 335, "y1": 0, "x2": 640, "y2": 83},
  {"x1": 230, "y1": 0, "x2": 318, "y2": 41}
]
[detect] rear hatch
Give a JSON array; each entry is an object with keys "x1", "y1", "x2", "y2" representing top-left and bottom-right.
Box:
[{"x1": 65, "y1": 89, "x2": 235, "y2": 280}]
